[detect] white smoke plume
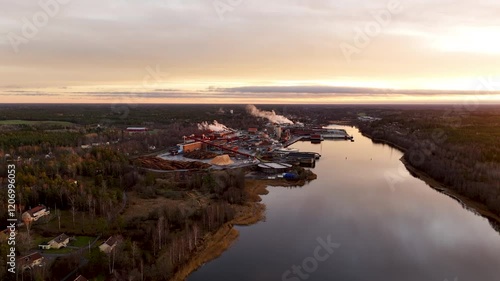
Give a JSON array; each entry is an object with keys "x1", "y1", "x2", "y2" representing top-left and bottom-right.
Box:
[
  {"x1": 197, "y1": 120, "x2": 229, "y2": 132},
  {"x1": 246, "y1": 105, "x2": 293, "y2": 124}
]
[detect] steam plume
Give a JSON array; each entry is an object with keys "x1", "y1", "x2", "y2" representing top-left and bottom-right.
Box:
[
  {"x1": 197, "y1": 120, "x2": 229, "y2": 132},
  {"x1": 246, "y1": 105, "x2": 293, "y2": 124}
]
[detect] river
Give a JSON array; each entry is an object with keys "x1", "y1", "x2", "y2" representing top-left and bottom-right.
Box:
[{"x1": 188, "y1": 126, "x2": 500, "y2": 281}]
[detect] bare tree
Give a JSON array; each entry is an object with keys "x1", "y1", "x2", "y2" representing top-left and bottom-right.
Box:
[
  {"x1": 157, "y1": 215, "x2": 164, "y2": 251},
  {"x1": 57, "y1": 209, "x2": 61, "y2": 231},
  {"x1": 68, "y1": 195, "x2": 76, "y2": 227}
]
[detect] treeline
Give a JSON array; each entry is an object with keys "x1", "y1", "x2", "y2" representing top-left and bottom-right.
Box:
[
  {"x1": 0, "y1": 104, "x2": 255, "y2": 126},
  {"x1": 357, "y1": 107, "x2": 500, "y2": 215}
]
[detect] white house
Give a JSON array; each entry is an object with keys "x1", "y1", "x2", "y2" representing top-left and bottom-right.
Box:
[
  {"x1": 99, "y1": 236, "x2": 118, "y2": 254},
  {"x1": 39, "y1": 233, "x2": 70, "y2": 250}
]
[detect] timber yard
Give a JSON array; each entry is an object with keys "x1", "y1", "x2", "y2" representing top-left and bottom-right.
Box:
[{"x1": 149, "y1": 122, "x2": 355, "y2": 178}]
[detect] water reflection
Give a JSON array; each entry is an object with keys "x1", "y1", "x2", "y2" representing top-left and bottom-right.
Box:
[{"x1": 189, "y1": 126, "x2": 500, "y2": 281}]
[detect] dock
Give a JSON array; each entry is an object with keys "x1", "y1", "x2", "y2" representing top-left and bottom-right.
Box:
[{"x1": 284, "y1": 136, "x2": 309, "y2": 147}]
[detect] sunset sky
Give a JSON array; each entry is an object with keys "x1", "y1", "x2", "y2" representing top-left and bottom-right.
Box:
[{"x1": 1, "y1": 0, "x2": 500, "y2": 103}]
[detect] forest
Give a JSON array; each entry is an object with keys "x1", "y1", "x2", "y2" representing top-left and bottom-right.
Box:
[
  {"x1": 0, "y1": 141, "x2": 249, "y2": 280},
  {"x1": 357, "y1": 105, "x2": 500, "y2": 216}
]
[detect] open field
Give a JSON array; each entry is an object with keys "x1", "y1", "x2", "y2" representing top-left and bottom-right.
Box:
[
  {"x1": 32, "y1": 211, "x2": 112, "y2": 236},
  {"x1": 0, "y1": 119, "x2": 75, "y2": 126},
  {"x1": 43, "y1": 247, "x2": 75, "y2": 254},
  {"x1": 72, "y1": 236, "x2": 95, "y2": 247}
]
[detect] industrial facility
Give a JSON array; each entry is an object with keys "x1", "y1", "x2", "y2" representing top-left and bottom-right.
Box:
[{"x1": 158, "y1": 122, "x2": 353, "y2": 175}]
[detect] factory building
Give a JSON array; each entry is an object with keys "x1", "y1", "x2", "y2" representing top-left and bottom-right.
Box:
[
  {"x1": 257, "y1": 162, "x2": 293, "y2": 174},
  {"x1": 177, "y1": 141, "x2": 203, "y2": 153}
]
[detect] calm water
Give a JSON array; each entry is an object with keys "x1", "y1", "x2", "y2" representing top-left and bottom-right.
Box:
[{"x1": 188, "y1": 126, "x2": 500, "y2": 281}]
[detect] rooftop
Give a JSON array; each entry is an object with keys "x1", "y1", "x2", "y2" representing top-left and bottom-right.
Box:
[
  {"x1": 18, "y1": 252, "x2": 43, "y2": 267},
  {"x1": 74, "y1": 275, "x2": 88, "y2": 281},
  {"x1": 103, "y1": 236, "x2": 117, "y2": 247},
  {"x1": 26, "y1": 205, "x2": 47, "y2": 216},
  {"x1": 52, "y1": 233, "x2": 70, "y2": 244}
]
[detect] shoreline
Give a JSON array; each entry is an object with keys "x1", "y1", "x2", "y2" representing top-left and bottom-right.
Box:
[
  {"x1": 171, "y1": 176, "x2": 315, "y2": 281},
  {"x1": 360, "y1": 128, "x2": 500, "y2": 227},
  {"x1": 400, "y1": 157, "x2": 500, "y2": 227}
]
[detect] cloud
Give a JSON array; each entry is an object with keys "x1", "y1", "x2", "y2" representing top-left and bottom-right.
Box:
[
  {"x1": 1, "y1": 0, "x2": 500, "y2": 95},
  {"x1": 3, "y1": 91, "x2": 61, "y2": 96},
  {"x1": 214, "y1": 86, "x2": 500, "y2": 96}
]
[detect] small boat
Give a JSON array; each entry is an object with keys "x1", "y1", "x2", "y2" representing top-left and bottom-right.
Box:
[{"x1": 310, "y1": 134, "x2": 323, "y2": 144}]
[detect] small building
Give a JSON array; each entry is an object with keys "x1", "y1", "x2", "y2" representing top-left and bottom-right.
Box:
[
  {"x1": 74, "y1": 275, "x2": 88, "y2": 281},
  {"x1": 22, "y1": 205, "x2": 50, "y2": 222},
  {"x1": 99, "y1": 236, "x2": 118, "y2": 254},
  {"x1": 126, "y1": 127, "x2": 148, "y2": 134},
  {"x1": 18, "y1": 252, "x2": 44, "y2": 271}
]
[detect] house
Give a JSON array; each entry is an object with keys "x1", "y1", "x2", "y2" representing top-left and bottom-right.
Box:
[
  {"x1": 18, "y1": 252, "x2": 44, "y2": 270},
  {"x1": 99, "y1": 236, "x2": 118, "y2": 254},
  {"x1": 22, "y1": 205, "x2": 50, "y2": 222},
  {"x1": 39, "y1": 233, "x2": 70, "y2": 250},
  {"x1": 50, "y1": 233, "x2": 70, "y2": 249},
  {"x1": 74, "y1": 275, "x2": 88, "y2": 281}
]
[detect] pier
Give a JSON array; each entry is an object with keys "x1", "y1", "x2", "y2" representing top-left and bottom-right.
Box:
[{"x1": 284, "y1": 136, "x2": 309, "y2": 147}]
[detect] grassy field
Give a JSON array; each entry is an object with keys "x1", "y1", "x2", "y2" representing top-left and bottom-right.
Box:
[
  {"x1": 31, "y1": 234, "x2": 47, "y2": 249},
  {"x1": 43, "y1": 247, "x2": 75, "y2": 254},
  {"x1": 0, "y1": 119, "x2": 75, "y2": 126},
  {"x1": 33, "y1": 210, "x2": 111, "y2": 235},
  {"x1": 72, "y1": 236, "x2": 95, "y2": 247}
]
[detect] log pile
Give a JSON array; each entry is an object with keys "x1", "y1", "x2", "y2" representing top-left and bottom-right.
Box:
[
  {"x1": 134, "y1": 157, "x2": 211, "y2": 170},
  {"x1": 183, "y1": 150, "x2": 218, "y2": 160}
]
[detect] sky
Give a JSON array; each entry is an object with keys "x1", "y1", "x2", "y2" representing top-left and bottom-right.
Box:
[{"x1": 1, "y1": 0, "x2": 500, "y2": 104}]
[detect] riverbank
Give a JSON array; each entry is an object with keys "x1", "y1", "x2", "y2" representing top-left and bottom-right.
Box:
[
  {"x1": 401, "y1": 157, "x2": 500, "y2": 227},
  {"x1": 170, "y1": 223, "x2": 240, "y2": 281},
  {"x1": 361, "y1": 128, "x2": 500, "y2": 227},
  {"x1": 171, "y1": 174, "x2": 316, "y2": 280},
  {"x1": 360, "y1": 131, "x2": 408, "y2": 152}
]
